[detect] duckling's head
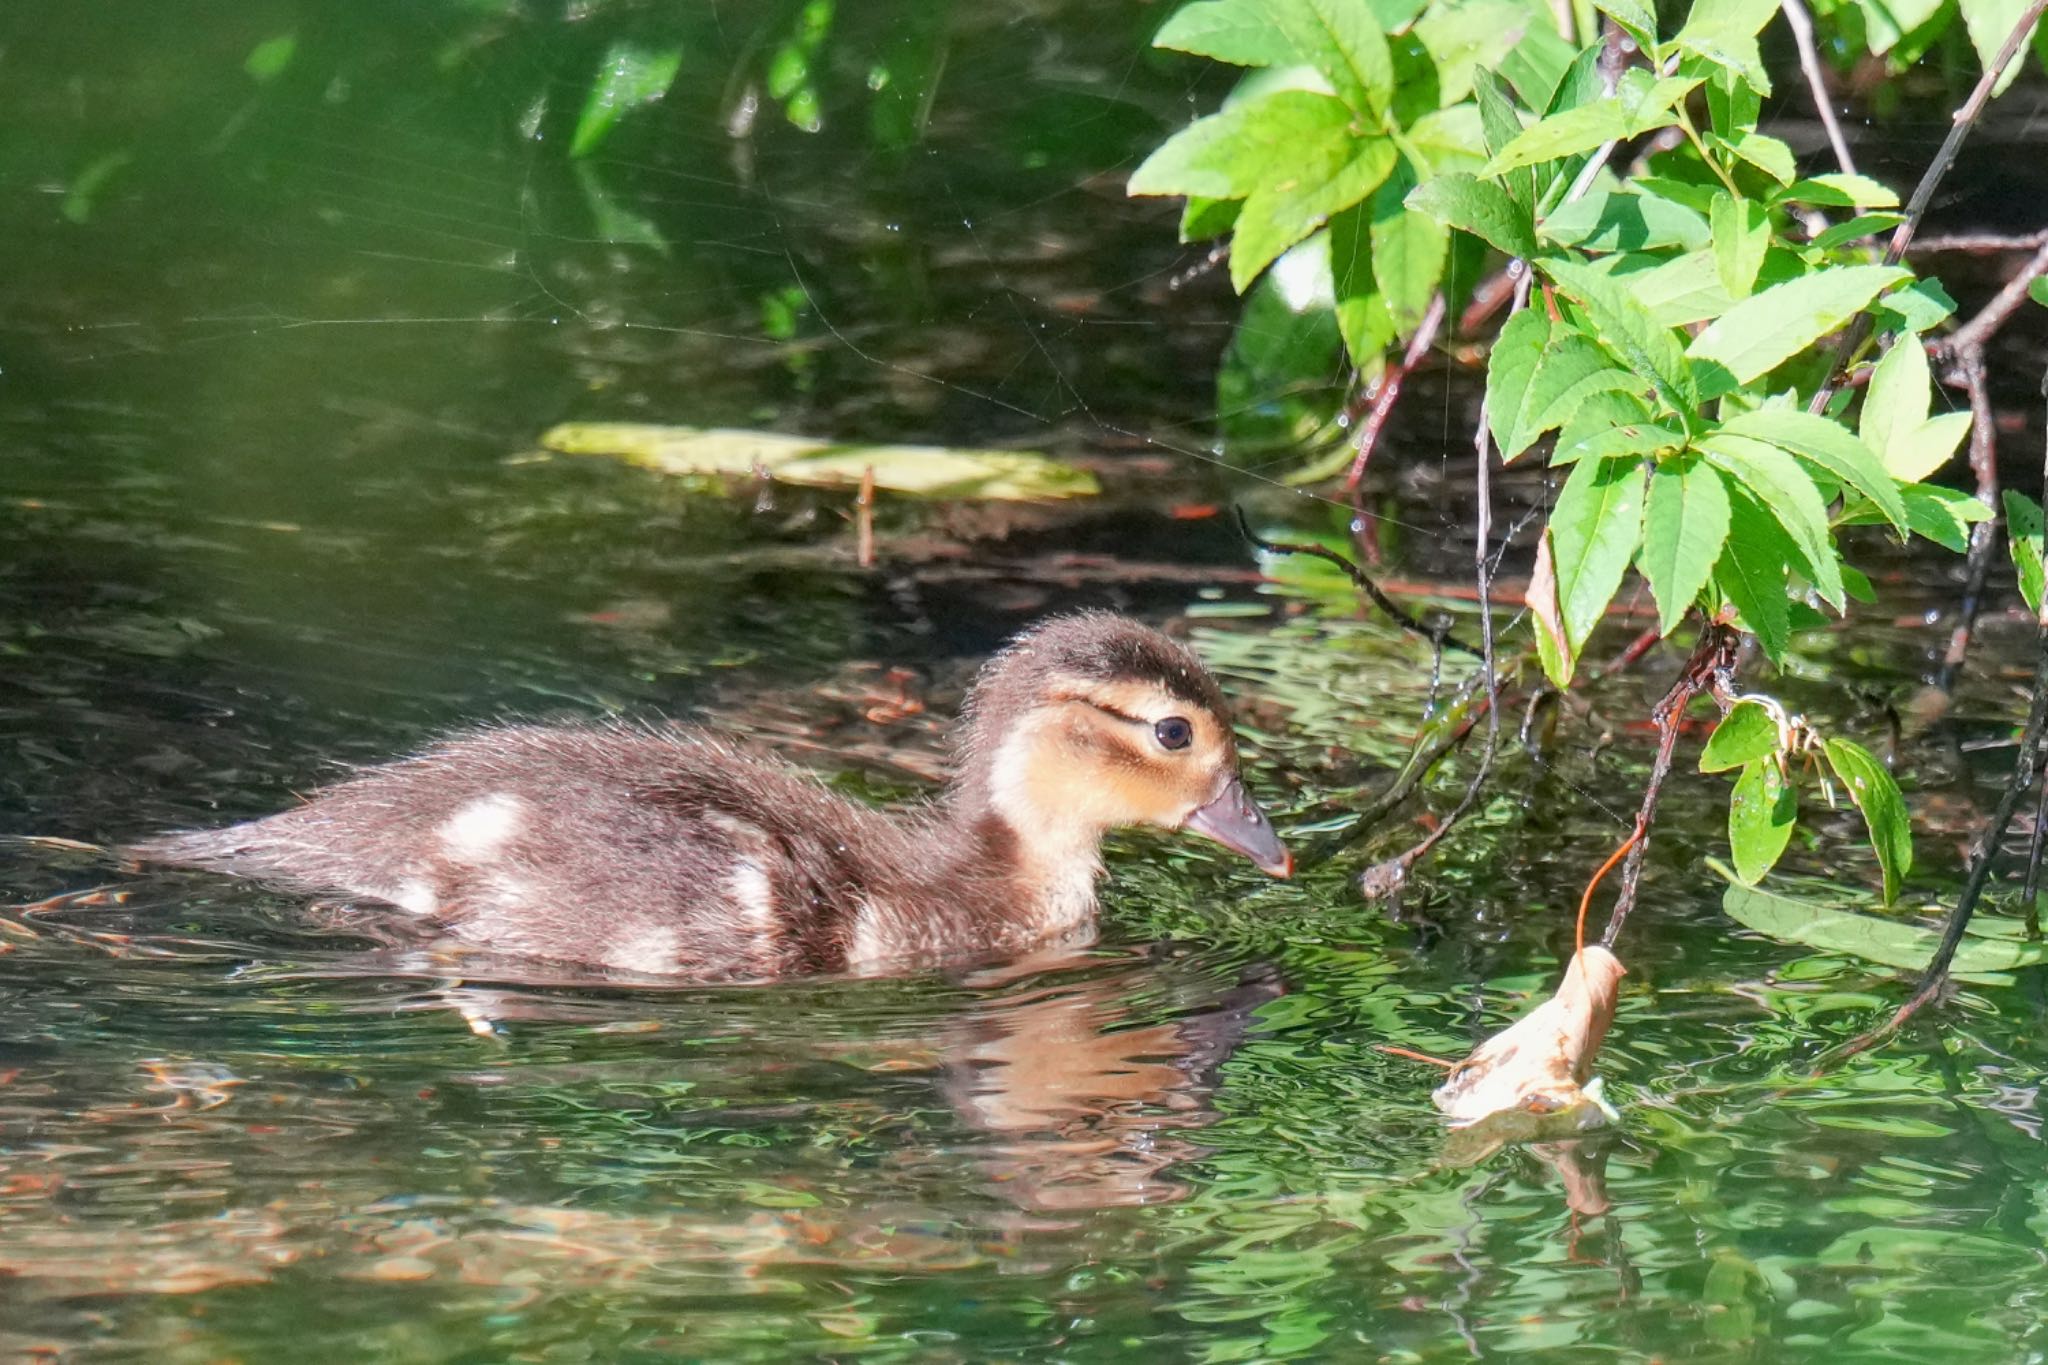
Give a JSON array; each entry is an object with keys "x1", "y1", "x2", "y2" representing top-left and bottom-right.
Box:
[{"x1": 954, "y1": 613, "x2": 1291, "y2": 878}]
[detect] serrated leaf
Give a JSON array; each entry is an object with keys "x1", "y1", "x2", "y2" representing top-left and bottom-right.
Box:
[
  {"x1": 1730, "y1": 757, "x2": 1797, "y2": 882},
  {"x1": 1412, "y1": 0, "x2": 1535, "y2": 106},
  {"x1": 2005, "y1": 489, "x2": 2047, "y2": 616},
  {"x1": 1710, "y1": 130, "x2": 1797, "y2": 186},
  {"x1": 1233, "y1": 133, "x2": 1400, "y2": 291},
  {"x1": 1472, "y1": 71, "x2": 1535, "y2": 211},
  {"x1": 1131, "y1": 90, "x2": 1356, "y2": 201},
  {"x1": 1812, "y1": 212, "x2": 1904, "y2": 249},
  {"x1": 1370, "y1": 174, "x2": 1447, "y2": 334},
  {"x1": 1718, "y1": 408, "x2": 1908, "y2": 532},
  {"x1": 1876, "y1": 278, "x2": 1958, "y2": 333},
  {"x1": 1482, "y1": 73, "x2": 1700, "y2": 175},
  {"x1": 1497, "y1": 332, "x2": 1617, "y2": 460},
  {"x1": 1715, "y1": 487, "x2": 1793, "y2": 659},
  {"x1": 1720, "y1": 878, "x2": 2048, "y2": 979},
  {"x1": 1824, "y1": 737, "x2": 1911, "y2": 904},
  {"x1": 1485, "y1": 309, "x2": 1548, "y2": 457},
  {"x1": 1687, "y1": 265, "x2": 1912, "y2": 396},
  {"x1": 1155, "y1": 0, "x2": 1303, "y2": 67},
  {"x1": 1702, "y1": 698, "x2": 1783, "y2": 771},
  {"x1": 1595, "y1": 0, "x2": 1660, "y2": 50},
  {"x1": 1674, "y1": 0, "x2": 1779, "y2": 90},
  {"x1": 1554, "y1": 416, "x2": 1683, "y2": 466},
  {"x1": 1710, "y1": 192, "x2": 1769, "y2": 299},
  {"x1": 1641, "y1": 452, "x2": 1732, "y2": 633},
  {"x1": 571, "y1": 41, "x2": 684, "y2": 158},
  {"x1": 1699, "y1": 432, "x2": 1845, "y2": 607},
  {"x1": 1549, "y1": 454, "x2": 1647, "y2": 653},
  {"x1": 1406, "y1": 172, "x2": 1538, "y2": 259},
  {"x1": 1896, "y1": 483, "x2": 1992, "y2": 552},
  {"x1": 1542, "y1": 189, "x2": 1711, "y2": 252},
  {"x1": 1860, "y1": 336, "x2": 1931, "y2": 467},
  {"x1": 1543, "y1": 257, "x2": 1699, "y2": 414},
  {"x1": 1403, "y1": 106, "x2": 1489, "y2": 174},
  {"x1": 1778, "y1": 174, "x2": 1902, "y2": 208}
]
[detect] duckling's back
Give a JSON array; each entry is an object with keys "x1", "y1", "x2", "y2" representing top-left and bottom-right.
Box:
[{"x1": 134, "y1": 724, "x2": 916, "y2": 978}]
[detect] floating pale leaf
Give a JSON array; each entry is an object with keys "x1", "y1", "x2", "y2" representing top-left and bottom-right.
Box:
[
  {"x1": 1717, "y1": 868, "x2": 2047, "y2": 983},
  {"x1": 540, "y1": 424, "x2": 1099, "y2": 501},
  {"x1": 1433, "y1": 946, "x2": 1625, "y2": 1129}
]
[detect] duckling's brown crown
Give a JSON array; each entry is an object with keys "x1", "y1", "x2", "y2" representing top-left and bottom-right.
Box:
[{"x1": 972, "y1": 611, "x2": 1229, "y2": 719}]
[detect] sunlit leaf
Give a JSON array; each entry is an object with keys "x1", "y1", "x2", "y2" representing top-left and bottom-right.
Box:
[
  {"x1": 1482, "y1": 73, "x2": 1700, "y2": 174},
  {"x1": 1131, "y1": 91, "x2": 1350, "y2": 200},
  {"x1": 1709, "y1": 192, "x2": 1769, "y2": 299},
  {"x1": 2005, "y1": 490, "x2": 2047, "y2": 616},
  {"x1": 1860, "y1": 335, "x2": 1931, "y2": 469},
  {"x1": 1843, "y1": 483, "x2": 1996, "y2": 552},
  {"x1": 1709, "y1": 130, "x2": 1797, "y2": 185},
  {"x1": 1412, "y1": 0, "x2": 1535, "y2": 105},
  {"x1": 1406, "y1": 172, "x2": 1538, "y2": 259},
  {"x1": 1595, "y1": 0, "x2": 1660, "y2": 51},
  {"x1": 1776, "y1": 173, "x2": 1902, "y2": 208},
  {"x1": 1154, "y1": 0, "x2": 1304, "y2": 67},
  {"x1": 1824, "y1": 737, "x2": 1911, "y2": 904},
  {"x1": 571, "y1": 40, "x2": 684, "y2": 158},
  {"x1": 1549, "y1": 453, "x2": 1647, "y2": 656},
  {"x1": 1729, "y1": 756, "x2": 1796, "y2": 882},
  {"x1": 1369, "y1": 171, "x2": 1447, "y2": 335},
  {"x1": 1718, "y1": 409, "x2": 1907, "y2": 532},
  {"x1": 1687, "y1": 265, "x2": 1912, "y2": 396},
  {"x1": 1640, "y1": 453, "x2": 1732, "y2": 633},
  {"x1": 1698, "y1": 433, "x2": 1844, "y2": 607},
  {"x1": 1543, "y1": 189, "x2": 1711, "y2": 252},
  {"x1": 1701, "y1": 698, "x2": 1783, "y2": 772},
  {"x1": 540, "y1": 424, "x2": 1099, "y2": 501},
  {"x1": 1959, "y1": 0, "x2": 2043, "y2": 98},
  {"x1": 1673, "y1": 0, "x2": 1780, "y2": 90},
  {"x1": 1543, "y1": 257, "x2": 1699, "y2": 414},
  {"x1": 1875, "y1": 277, "x2": 1958, "y2": 332},
  {"x1": 1485, "y1": 308, "x2": 1547, "y2": 458},
  {"x1": 1233, "y1": 132, "x2": 1399, "y2": 291}
]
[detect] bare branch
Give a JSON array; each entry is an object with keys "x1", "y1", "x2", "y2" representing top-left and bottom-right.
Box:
[
  {"x1": 1233, "y1": 506, "x2": 1483, "y2": 658},
  {"x1": 1780, "y1": 0, "x2": 1857, "y2": 175},
  {"x1": 1940, "y1": 235, "x2": 2048, "y2": 358},
  {"x1": 1345, "y1": 292, "x2": 1448, "y2": 492},
  {"x1": 1807, "y1": 0, "x2": 2048, "y2": 414},
  {"x1": 1935, "y1": 350, "x2": 2000, "y2": 690}
]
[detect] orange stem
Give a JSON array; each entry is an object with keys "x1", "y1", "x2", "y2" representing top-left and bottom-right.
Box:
[
  {"x1": 1376, "y1": 1044, "x2": 1458, "y2": 1069},
  {"x1": 1577, "y1": 823, "x2": 1643, "y2": 957}
]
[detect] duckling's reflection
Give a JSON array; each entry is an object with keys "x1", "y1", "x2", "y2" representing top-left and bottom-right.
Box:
[{"x1": 939, "y1": 949, "x2": 1283, "y2": 1211}]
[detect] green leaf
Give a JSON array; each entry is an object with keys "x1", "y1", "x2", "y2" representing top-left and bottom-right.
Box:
[
  {"x1": 1823, "y1": 738, "x2": 1912, "y2": 904},
  {"x1": 1777, "y1": 173, "x2": 1902, "y2": 208},
  {"x1": 540, "y1": 424, "x2": 1100, "y2": 501},
  {"x1": 1896, "y1": 483, "x2": 1993, "y2": 552},
  {"x1": 1130, "y1": 90, "x2": 1358, "y2": 200},
  {"x1": 2032, "y1": 276, "x2": 2048, "y2": 309},
  {"x1": 1641, "y1": 452, "x2": 1732, "y2": 633},
  {"x1": 1718, "y1": 408, "x2": 1908, "y2": 532},
  {"x1": 1729, "y1": 757, "x2": 1797, "y2": 882},
  {"x1": 1482, "y1": 73, "x2": 1700, "y2": 175},
  {"x1": 1233, "y1": 133, "x2": 1399, "y2": 290},
  {"x1": 1595, "y1": 0, "x2": 1661, "y2": 51},
  {"x1": 1370, "y1": 172, "x2": 1447, "y2": 335},
  {"x1": 1812, "y1": 212, "x2": 1903, "y2": 249},
  {"x1": 1412, "y1": 0, "x2": 1537, "y2": 106},
  {"x1": 571, "y1": 40, "x2": 685, "y2": 159},
  {"x1": 1494, "y1": 331, "x2": 1622, "y2": 460},
  {"x1": 1406, "y1": 172, "x2": 1537, "y2": 259},
  {"x1": 1720, "y1": 877, "x2": 2048, "y2": 980},
  {"x1": 1485, "y1": 309, "x2": 1548, "y2": 458},
  {"x1": 1892, "y1": 411, "x2": 1973, "y2": 483},
  {"x1": 1715, "y1": 487, "x2": 1793, "y2": 659},
  {"x1": 1959, "y1": 0, "x2": 2043, "y2": 98},
  {"x1": 1472, "y1": 70, "x2": 1534, "y2": 210},
  {"x1": 1686, "y1": 265, "x2": 1912, "y2": 396},
  {"x1": 1548, "y1": 454, "x2": 1647, "y2": 651},
  {"x1": 1281, "y1": 0, "x2": 1398, "y2": 116},
  {"x1": 1180, "y1": 195, "x2": 1242, "y2": 241},
  {"x1": 1674, "y1": 0, "x2": 1780, "y2": 90},
  {"x1": 1875, "y1": 278, "x2": 1958, "y2": 333},
  {"x1": 1154, "y1": 0, "x2": 1304, "y2": 67},
  {"x1": 1702, "y1": 698, "x2": 1783, "y2": 772},
  {"x1": 1554, "y1": 415, "x2": 1683, "y2": 466},
  {"x1": 1709, "y1": 192, "x2": 1770, "y2": 299},
  {"x1": 2005, "y1": 490, "x2": 2047, "y2": 616},
  {"x1": 1713, "y1": 130, "x2": 1797, "y2": 186},
  {"x1": 1860, "y1": 336, "x2": 1931, "y2": 468},
  {"x1": 1542, "y1": 189, "x2": 1711, "y2": 252},
  {"x1": 1543, "y1": 257, "x2": 1699, "y2": 414},
  {"x1": 244, "y1": 33, "x2": 297, "y2": 83},
  {"x1": 1402, "y1": 106, "x2": 1489, "y2": 174},
  {"x1": 1699, "y1": 432, "x2": 1845, "y2": 607}
]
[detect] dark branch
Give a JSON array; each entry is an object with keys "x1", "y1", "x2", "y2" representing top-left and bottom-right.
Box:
[{"x1": 1233, "y1": 506, "x2": 1484, "y2": 659}]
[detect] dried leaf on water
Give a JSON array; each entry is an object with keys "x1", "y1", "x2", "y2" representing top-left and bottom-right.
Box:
[
  {"x1": 1432, "y1": 946, "x2": 1625, "y2": 1155},
  {"x1": 539, "y1": 423, "x2": 1100, "y2": 501}
]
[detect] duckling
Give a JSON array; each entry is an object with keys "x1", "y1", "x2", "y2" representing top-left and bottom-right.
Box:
[{"x1": 131, "y1": 612, "x2": 1290, "y2": 979}]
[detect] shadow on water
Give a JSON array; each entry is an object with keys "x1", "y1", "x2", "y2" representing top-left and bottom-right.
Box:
[{"x1": 6, "y1": 0, "x2": 2048, "y2": 1359}]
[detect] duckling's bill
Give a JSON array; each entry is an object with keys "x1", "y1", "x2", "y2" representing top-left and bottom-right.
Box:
[{"x1": 1183, "y1": 777, "x2": 1292, "y2": 878}]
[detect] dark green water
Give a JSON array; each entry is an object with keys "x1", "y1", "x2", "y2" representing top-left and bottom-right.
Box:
[{"x1": 6, "y1": 4, "x2": 2048, "y2": 1360}]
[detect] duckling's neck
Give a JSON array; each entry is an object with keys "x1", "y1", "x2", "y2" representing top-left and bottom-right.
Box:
[{"x1": 939, "y1": 727, "x2": 1112, "y2": 939}]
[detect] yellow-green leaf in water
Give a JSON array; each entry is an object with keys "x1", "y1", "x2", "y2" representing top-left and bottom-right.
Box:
[{"x1": 539, "y1": 423, "x2": 1099, "y2": 501}]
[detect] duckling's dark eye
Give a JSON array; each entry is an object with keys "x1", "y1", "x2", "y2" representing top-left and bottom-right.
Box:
[{"x1": 1154, "y1": 716, "x2": 1194, "y2": 751}]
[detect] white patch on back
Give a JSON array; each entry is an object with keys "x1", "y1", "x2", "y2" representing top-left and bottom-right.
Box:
[
  {"x1": 389, "y1": 878, "x2": 438, "y2": 916},
  {"x1": 439, "y1": 794, "x2": 524, "y2": 862},
  {"x1": 606, "y1": 925, "x2": 679, "y2": 975},
  {"x1": 845, "y1": 899, "x2": 892, "y2": 975},
  {"x1": 729, "y1": 862, "x2": 775, "y2": 931}
]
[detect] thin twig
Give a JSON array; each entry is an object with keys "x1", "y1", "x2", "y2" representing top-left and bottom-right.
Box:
[
  {"x1": 1939, "y1": 235, "x2": 2048, "y2": 358},
  {"x1": 856, "y1": 463, "x2": 876, "y2": 568},
  {"x1": 1834, "y1": 365, "x2": 2048, "y2": 1058},
  {"x1": 1808, "y1": 0, "x2": 2048, "y2": 414},
  {"x1": 1600, "y1": 625, "x2": 1742, "y2": 945},
  {"x1": 1345, "y1": 292, "x2": 1447, "y2": 491},
  {"x1": 1578, "y1": 823, "x2": 1643, "y2": 955},
  {"x1": 1356, "y1": 404, "x2": 1506, "y2": 893},
  {"x1": 1935, "y1": 350, "x2": 1999, "y2": 691},
  {"x1": 1233, "y1": 507, "x2": 1484, "y2": 658},
  {"x1": 1780, "y1": 0, "x2": 1857, "y2": 175},
  {"x1": 1912, "y1": 229, "x2": 2048, "y2": 255}
]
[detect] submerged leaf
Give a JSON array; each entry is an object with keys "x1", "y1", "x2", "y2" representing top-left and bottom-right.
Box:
[
  {"x1": 1720, "y1": 874, "x2": 2046, "y2": 981},
  {"x1": 540, "y1": 424, "x2": 1099, "y2": 501},
  {"x1": 571, "y1": 41, "x2": 684, "y2": 158}
]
